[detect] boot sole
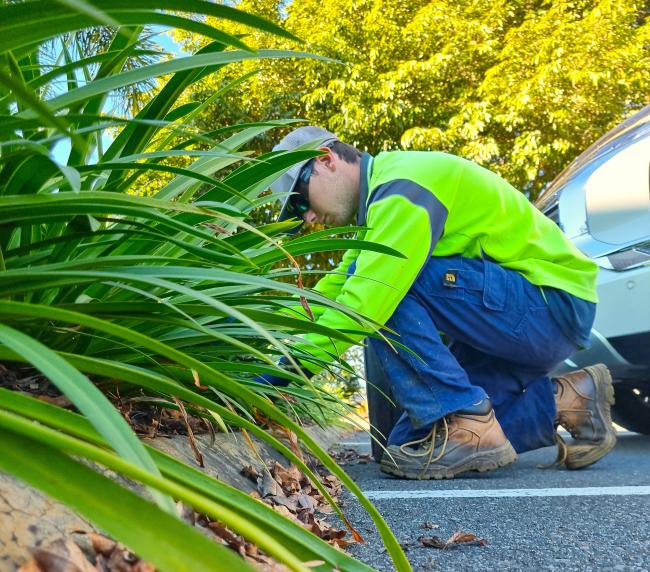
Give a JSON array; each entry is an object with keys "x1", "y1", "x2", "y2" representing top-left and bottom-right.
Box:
[
  {"x1": 566, "y1": 364, "x2": 617, "y2": 470},
  {"x1": 380, "y1": 442, "x2": 517, "y2": 480}
]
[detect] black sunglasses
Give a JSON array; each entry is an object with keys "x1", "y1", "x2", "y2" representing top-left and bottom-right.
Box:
[{"x1": 289, "y1": 159, "x2": 314, "y2": 215}]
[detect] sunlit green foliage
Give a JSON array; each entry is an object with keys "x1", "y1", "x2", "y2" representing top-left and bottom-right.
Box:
[
  {"x1": 176, "y1": 0, "x2": 650, "y2": 197},
  {"x1": 0, "y1": 1, "x2": 411, "y2": 570}
]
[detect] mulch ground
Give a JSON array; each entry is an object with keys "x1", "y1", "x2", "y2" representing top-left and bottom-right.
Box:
[{"x1": 2, "y1": 362, "x2": 358, "y2": 572}]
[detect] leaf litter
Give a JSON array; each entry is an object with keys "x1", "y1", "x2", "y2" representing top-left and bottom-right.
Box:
[
  {"x1": 6, "y1": 365, "x2": 355, "y2": 570},
  {"x1": 241, "y1": 459, "x2": 356, "y2": 548},
  {"x1": 18, "y1": 535, "x2": 156, "y2": 572},
  {"x1": 19, "y1": 457, "x2": 353, "y2": 571},
  {"x1": 328, "y1": 447, "x2": 372, "y2": 466}
]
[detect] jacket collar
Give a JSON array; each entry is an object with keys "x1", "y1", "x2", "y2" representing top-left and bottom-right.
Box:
[{"x1": 356, "y1": 152, "x2": 373, "y2": 226}]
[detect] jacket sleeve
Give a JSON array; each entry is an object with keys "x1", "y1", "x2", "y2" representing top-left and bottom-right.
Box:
[
  {"x1": 292, "y1": 179, "x2": 448, "y2": 372},
  {"x1": 280, "y1": 247, "x2": 360, "y2": 322},
  {"x1": 313, "y1": 246, "x2": 360, "y2": 300}
]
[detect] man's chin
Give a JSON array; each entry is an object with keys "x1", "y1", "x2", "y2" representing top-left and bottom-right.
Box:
[
  {"x1": 330, "y1": 215, "x2": 355, "y2": 227},
  {"x1": 315, "y1": 214, "x2": 353, "y2": 227}
]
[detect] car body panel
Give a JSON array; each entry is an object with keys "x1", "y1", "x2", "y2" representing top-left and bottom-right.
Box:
[
  {"x1": 595, "y1": 265, "x2": 650, "y2": 339},
  {"x1": 585, "y1": 136, "x2": 650, "y2": 246},
  {"x1": 536, "y1": 105, "x2": 650, "y2": 403}
]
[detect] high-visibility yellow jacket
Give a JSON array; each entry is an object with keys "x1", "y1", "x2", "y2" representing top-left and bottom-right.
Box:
[{"x1": 292, "y1": 151, "x2": 597, "y2": 372}]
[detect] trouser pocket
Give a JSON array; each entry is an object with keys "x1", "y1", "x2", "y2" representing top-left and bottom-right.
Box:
[
  {"x1": 424, "y1": 256, "x2": 512, "y2": 310},
  {"x1": 482, "y1": 259, "x2": 508, "y2": 311},
  {"x1": 415, "y1": 255, "x2": 529, "y2": 338}
]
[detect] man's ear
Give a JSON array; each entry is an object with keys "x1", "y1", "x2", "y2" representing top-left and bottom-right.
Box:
[{"x1": 314, "y1": 146, "x2": 335, "y2": 171}]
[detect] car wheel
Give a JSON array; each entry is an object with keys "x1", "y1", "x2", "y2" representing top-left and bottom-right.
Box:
[
  {"x1": 612, "y1": 382, "x2": 650, "y2": 435},
  {"x1": 364, "y1": 345, "x2": 403, "y2": 460}
]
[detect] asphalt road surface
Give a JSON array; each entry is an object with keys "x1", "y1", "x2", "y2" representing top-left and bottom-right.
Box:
[{"x1": 334, "y1": 430, "x2": 650, "y2": 571}]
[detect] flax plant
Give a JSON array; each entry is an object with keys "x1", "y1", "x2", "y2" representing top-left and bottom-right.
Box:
[{"x1": 0, "y1": 2, "x2": 411, "y2": 571}]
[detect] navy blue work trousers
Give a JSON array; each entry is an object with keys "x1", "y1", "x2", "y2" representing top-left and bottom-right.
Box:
[{"x1": 367, "y1": 255, "x2": 593, "y2": 453}]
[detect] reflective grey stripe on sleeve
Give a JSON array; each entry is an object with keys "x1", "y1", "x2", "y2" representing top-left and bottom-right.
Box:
[{"x1": 367, "y1": 179, "x2": 448, "y2": 257}]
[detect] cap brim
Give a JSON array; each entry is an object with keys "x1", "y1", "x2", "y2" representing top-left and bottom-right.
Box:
[
  {"x1": 270, "y1": 158, "x2": 312, "y2": 234},
  {"x1": 276, "y1": 195, "x2": 304, "y2": 234}
]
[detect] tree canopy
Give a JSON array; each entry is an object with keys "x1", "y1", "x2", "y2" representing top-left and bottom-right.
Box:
[{"x1": 176, "y1": 0, "x2": 650, "y2": 197}]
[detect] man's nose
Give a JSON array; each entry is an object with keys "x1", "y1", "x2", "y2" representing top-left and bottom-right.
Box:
[{"x1": 303, "y1": 209, "x2": 318, "y2": 224}]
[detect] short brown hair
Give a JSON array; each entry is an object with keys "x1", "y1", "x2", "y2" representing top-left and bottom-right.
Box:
[{"x1": 326, "y1": 140, "x2": 361, "y2": 164}]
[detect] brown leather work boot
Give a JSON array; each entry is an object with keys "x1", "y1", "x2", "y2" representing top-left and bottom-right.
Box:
[
  {"x1": 379, "y1": 409, "x2": 517, "y2": 480},
  {"x1": 554, "y1": 364, "x2": 616, "y2": 470}
]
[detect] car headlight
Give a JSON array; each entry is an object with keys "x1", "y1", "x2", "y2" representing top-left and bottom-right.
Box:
[{"x1": 605, "y1": 240, "x2": 650, "y2": 271}]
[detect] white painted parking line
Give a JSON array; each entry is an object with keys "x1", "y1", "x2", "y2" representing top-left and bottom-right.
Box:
[{"x1": 363, "y1": 486, "x2": 650, "y2": 500}]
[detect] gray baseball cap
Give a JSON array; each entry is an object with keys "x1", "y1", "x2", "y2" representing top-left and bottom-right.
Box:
[{"x1": 270, "y1": 126, "x2": 338, "y2": 225}]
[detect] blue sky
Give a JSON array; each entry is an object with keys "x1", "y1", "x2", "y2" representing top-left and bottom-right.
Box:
[{"x1": 52, "y1": 26, "x2": 185, "y2": 164}]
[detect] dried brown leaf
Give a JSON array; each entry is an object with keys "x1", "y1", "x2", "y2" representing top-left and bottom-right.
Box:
[
  {"x1": 271, "y1": 504, "x2": 293, "y2": 518},
  {"x1": 30, "y1": 539, "x2": 97, "y2": 572},
  {"x1": 94, "y1": 554, "x2": 108, "y2": 572},
  {"x1": 269, "y1": 495, "x2": 298, "y2": 512},
  {"x1": 418, "y1": 536, "x2": 447, "y2": 549},
  {"x1": 171, "y1": 397, "x2": 203, "y2": 467},
  {"x1": 207, "y1": 521, "x2": 246, "y2": 554},
  {"x1": 342, "y1": 515, "x2": 364, "y2": 544},
  {"x1": 241, "y1": 465, "x2": 261, "y2": 482},
  {"x1": 258, "y1": 471, "x2": 284, "y2": 497},
  {"x1": 202, "y1": 223, "x2": 231, "y2": 236},
  {"x1": 270, "y1": 462, "x2": 306, "y2": 495},
  {"x1": 297, "y1": 510, "x2": 315, "y2": 526},
  {"x1": 446, "y1": 531, "x2": 488, "y2": 547},
  {"x1": 276, "y1": 391, "x2": 299, "y2": 405},
  {"x1": 299, "y1": 296, "x2": 315, "y2": 321},
  {"x1": 87, "y1": 532, "x2": 116, "y2": 556},
  {"x1": 309, "y1": 518, "x2": 325, "y2": 537},
  {"x1": 191, "y1": 369, "x2": 208, "y2": 391},
  {"x1": 272, "y1": 428, "x2": 304, "y2": 460},
  {"x1": 296, "y1": 494, "x2": 317, "y2": 511},
  {"x1": 418, "y1": 531, "x2": 488, "y2": 549},
  {"x1": 18, "y1": 561, "x2": 43, "y2": 572},
  {"x1": 329, "y1": 448, "x2": 372, "y2": 465},
  {"x1": 104, "y1": 549, "x2": 137, "y2": 572},
  {"x1": 132, "y1": 562, "x2": 156, "y2": 572},
  {"x1": 323, "y1": 524, "x2": 347, "y2": 541},
  {"x1": 270, "y1": 461, "x2": 304, "y2": 483},
  {"x1": 333, "y1": 537, "x2": 357, "y2": 548}
]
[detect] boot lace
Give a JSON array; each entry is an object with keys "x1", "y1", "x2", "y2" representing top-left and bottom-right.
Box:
[
  {"x1": 398, "y1": 417, "x2": 450, "y2": 478},
  {"x1": 537, "y1": 431, "x2": 568, "y2": 469}
]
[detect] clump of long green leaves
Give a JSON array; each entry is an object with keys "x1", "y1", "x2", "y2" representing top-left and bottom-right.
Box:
[{"x1": 0, "y1": 2, "x2": 411, "y2": 571}]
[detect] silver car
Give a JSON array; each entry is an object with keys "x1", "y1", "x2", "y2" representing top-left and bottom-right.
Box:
[{"x1": 536, "y1": 104, "x2": 650, "y2": 434}]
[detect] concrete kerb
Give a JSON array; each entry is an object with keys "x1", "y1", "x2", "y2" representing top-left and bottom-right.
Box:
[{"x1": 0, "y1": 423, "x2": 356, "y2": 572}]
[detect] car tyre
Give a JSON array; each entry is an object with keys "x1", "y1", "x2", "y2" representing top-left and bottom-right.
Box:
[
  {"x1": 612, "y1": 381, "x2": 650, "y2": 435},
  {"x1": 364, "y1": 345, "x2": 403, "y2": 460}
]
